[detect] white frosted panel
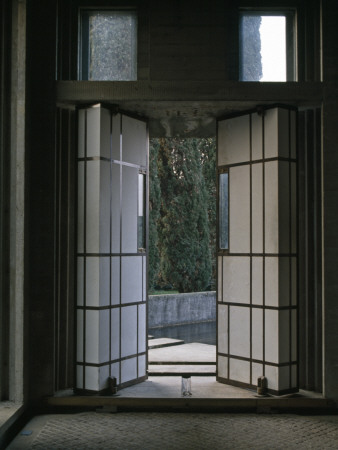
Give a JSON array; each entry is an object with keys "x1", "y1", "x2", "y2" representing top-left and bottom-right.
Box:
[
  {"x1": 251, "y1": 113, "x2": 263, "y2": 160},
  {"x1": 265, "y1": 309, "x2": 279, "y2": 364},
  {"x1": 121, "y1": 166, "x2": 138, "y2": 253},
  {"x1": 279, "y1": 310, "x2": 290, "y2": 363},
  {"x1": 279, "y1": 257, "x2": 290, "y2": 307},
  {"x1": 265, "y1": 365, "x2": 278, "y2": 391},
  {"x1": 291, "y1": 310, "x2": 297, "y2": 361},
  {"x1": 86, "y1": 106, "x2": 101, "y2": 157},
  {"x1": 142, "y1": 256, "x2": 147, "y2": 301},
  {"x1": 252, "y1": 308, "x2": 263, "y2": 360},
  {"x1": 111, "y1": 308, "x2": 120, "y2": 360},
  {"x1": 99, "y1": 310, "x2": 110, "y2": 363},
  {"x1": 100, "y1": 107, "x2": 111, "y2": 159},
  {"x1": 291, "y1": 257, "x2": 297, "y2": 306},
  {"x1": 122, "y1": 115, "x2": 147, "y2": 166},
  {"x1": 77, "y1": 257, "x2": 84, "y2": 306},
  {"x1": 99, "y1": 365, "x2": 110, "y2": 391},
  {"x1": 252, "y1": 257, "x2": 263, "y2": 305},
  {"x1": 277, "y1": 108, "x2": 290, "y2": 158},
  {"x1": 290, "y1": 110, "x2": 297, "y2": 159},
  {"x1": 138, "y1": 354, "x2": 146, "y2": 377},
  {"x1": 264, "y1": 108, "x2": 278, "y2": 158},
  {"x1": 291, "y1": 364, "x2": 297, "y2": 388},
  {"x1": 111, "y1": 257, "x2": 120, "y2": 305},
  {"x1": 291, "y1": 162, "x2": 297, "y2": 253},
  {"x1": 121, "y1": 256, "x2": 142, "y2": 303},
  {"x1": 278, "y1": 161, "x2": 290, "y2": 253},
  {"x1": 230, "y1": 306, "x2": 250, "y2": 358},
  {"x1": 265, "y1": 161, "x2": 279, "y2": 253},
  {"x1": 85, "y1": 366, "x2": 99, "y2": 391},
  {"x1": 121, "y1": 357, "x2": 137, "y2": 383},
  {"x1": 111, "y1": 163, "x2": 120, "y2": 253},
  {"x1": 218, "y1": 115, "x2": 250, "y2": 166},
  {"x1": 138, "y1": 303, "x2": 146, "y2": 353},
  {"x1": 111, "y1": 362, "x2": 120, "y2": 385},
  {"x1": 86, "y1": 257, "x2": 109, "y2": 307},
  {"x1": 252, "y1": 363, "x2": 263, "y2": 386},
  {"x1": 77, "y1": 310, "x2": 84, "y2": 362},
  {"x1": 76, "y1": 365, "x2": 83, "y2": 389},
  {"x1": 86, "y1": 310, "x2": 99, "y2": 364},
  {"x1": 222, "y1": 256, "x2": 250, "y2": 304},
  {"x1": 78, "y1": 109, "x2": 85, "y2": 158},
  {"x1": 77, "y1": 161, "x2": 85, "y2": 253},
  {"x1": 85, "y1": 257, "x2": 99, "y2": 307},
  {"x1": 265, "y1": 257, "x2": 278, "y2": 307},
  {"x1": 86, "y1": 161, "x2": 100, "y2": 253},
  {"x1": 229, "y1": 358, "x2": 250, "y2": 384},
  {"x1": 218, "y1": 304, "x2": 228, "y2": 354},
  {"x1": 251, "y1": 163, "x2": 263, "y2": 253},
  {"x1": 279, "y1": 366, "x2": 290, "y2": 391},
  {"x1": 217, "y1": 256, "x2": 223, "y2": 302},
  {"x1": 112, "y1": 114, "x2": 121, "y2": 160},
  {"x1": 229, "y1": 165, "x2": 250, "y2": 253},
  {"x1": 218, "y1": 356, "x2": 228, "y2": 379},
  {"x1": 121, "y1": 305, "x2": 137, "y2": 357},
  {"x1": 99, "y1": 161, "x2": 110, "y2": 253}
]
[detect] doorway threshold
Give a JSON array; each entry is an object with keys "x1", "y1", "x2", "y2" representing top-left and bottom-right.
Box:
[{"x1": 46, "y1": 378, "x2": 335, "y2": 413}]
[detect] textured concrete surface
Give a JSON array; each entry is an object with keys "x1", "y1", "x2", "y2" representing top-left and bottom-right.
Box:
[
  {"x1": 148, "y1": 292, "x2": 216, "y2": 327},
  {"x1": 117, "y1": 377, "x2": 246, "y2": 398},
  {"x1": 148, "y1": 338, "x2": 185, "y2": 349},
  {"x1": 149, "y1": 343, "x2": 216, "y2": 364},
  {"x1": 8, "y1": 411, "x2": 338, "y2": 449},
  {"x1": 148, "y1": 365, "x2": 216, "y2": 375}
]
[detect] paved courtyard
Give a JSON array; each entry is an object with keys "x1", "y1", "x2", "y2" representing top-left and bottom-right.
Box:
[{"x1": 8, "y1": 411, "x2": 338, "y2": 449}]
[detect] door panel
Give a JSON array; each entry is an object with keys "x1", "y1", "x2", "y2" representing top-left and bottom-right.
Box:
[
  {"x1": 76, "y1": 105, "x2": 148, "y2": 393},
  {"x1": 217, "y1": 106, "x2": 298, "y2": 395}
]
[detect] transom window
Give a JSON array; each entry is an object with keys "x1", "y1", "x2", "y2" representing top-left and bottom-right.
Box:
[
  {"x1": 239, "y1": 10, "x2": 295, "y2": 82},
  {"x1": 79, "y1": 9, "x2": 137, "y2": 81}
]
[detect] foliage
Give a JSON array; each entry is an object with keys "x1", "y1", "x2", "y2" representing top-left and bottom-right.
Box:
[
  {"x1": 240, "y1": 15, "x2": 263, "y2": 81},
  {"x1": 149, "y1": 138, "x2": 215, "y2": 293},
  {"x1": 148, "y1": 140, "x2": 161, "y2": 289}
]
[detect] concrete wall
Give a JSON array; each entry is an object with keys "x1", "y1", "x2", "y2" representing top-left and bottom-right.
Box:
[{"x1": 148, "y1": 291, "x2": 216, "y2": 328}]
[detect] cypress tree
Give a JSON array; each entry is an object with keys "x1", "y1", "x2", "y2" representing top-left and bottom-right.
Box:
[
  {"x1": 148, "y1": 139, "x2": 161, "y2": 289},
  {"x1": 157, "y1": 138, "x2": 212, "y2": 293}
]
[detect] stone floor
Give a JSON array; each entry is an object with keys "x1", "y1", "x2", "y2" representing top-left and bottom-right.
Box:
[{"x1": 8, "y1": 411, "x2": 338, "y2": 449}]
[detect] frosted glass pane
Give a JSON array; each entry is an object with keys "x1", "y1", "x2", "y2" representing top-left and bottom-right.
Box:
[
  {"x1": 219, "y1": 172, "x2": 229, "y2": 250},
  {"x1": 122, "y1": 115, "x2": 147, "y2": 166},
  {"x1": 121, "y1": 166, "x2": 138, "y2": 253},
  {"x1": 121, "y1": 306, "x2": 137, "y2": 357},
  {"x1": 240, "y1": 15, "x2": 287, "y2": 82},
  {"x1": 80, "y1": 11, "x2": 137, "y2": 81}
]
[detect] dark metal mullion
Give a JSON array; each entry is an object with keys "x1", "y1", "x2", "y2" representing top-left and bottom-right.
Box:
[
  {"x1": 82, "y1": 109, "x2": 88, "y2": 389},
  {"x1": 119, "y1": 114, "x2": 123, "y2": 385},
  {"x1": 249, "y1": 114, "x2": 253, "y2": 386},
  {"x1": 109, "y1": 109, "x2": 113, "y2": 378},
  {"x1": 262, "y1": 112, "x2": 266, "y2": 378},
  {"x1": 288, "y1": 108, "x2": 293, "y2": 389}
]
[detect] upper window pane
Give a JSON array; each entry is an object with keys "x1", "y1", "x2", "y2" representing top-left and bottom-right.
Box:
[
  {"x1": 79, "y1": 10, "x2": 137, "y2": 81},
  {"x1": 240, "y1": 12, "x2": 294, "y2": 82}
]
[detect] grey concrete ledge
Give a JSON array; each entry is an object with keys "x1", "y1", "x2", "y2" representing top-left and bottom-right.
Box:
[{"x1": 148, "y1": 291, "x2": 216, "y2": 328}]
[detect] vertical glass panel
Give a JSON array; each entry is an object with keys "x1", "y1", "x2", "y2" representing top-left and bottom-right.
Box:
[
  {"x1": 240, "y1": 13, "x2": 289, "y2": 82},
  {"x1": 138, "y1": 173, "x2": 146, "y2": 250},
  {"x1": 80, "y1": 10, "x2": 137, "y2": 81},
  {"x1": 219, "y1": 172, "x2": 229, "y2": 250}
]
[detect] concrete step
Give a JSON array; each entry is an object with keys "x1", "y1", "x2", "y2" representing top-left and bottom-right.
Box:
[
  {"x1": 148, "y1": 335, "x2": 154, "y2": 340},
  {"x1": 148, "y1": 364, "x2": 216, "y2": 376},
  {"x1": 148, "y1": 338, "x2": 185, "y2": 349},
  {"x1": 149, "y1": 343, "x2": 216, "y2": 364}
]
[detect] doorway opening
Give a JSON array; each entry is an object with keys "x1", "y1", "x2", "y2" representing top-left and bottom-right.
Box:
[{"x1": 147, "y1": 137, "x2": 217, "y2": 377}]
